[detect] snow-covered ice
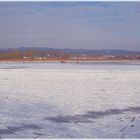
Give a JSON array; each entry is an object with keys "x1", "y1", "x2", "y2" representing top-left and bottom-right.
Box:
[{"x1": 0, "y1": 62, "x2": 140, "y2": 138}]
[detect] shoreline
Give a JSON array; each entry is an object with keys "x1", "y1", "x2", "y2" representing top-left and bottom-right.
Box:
[{"x1": 0, "y1": 59, "x2": 140, "y2": 64}]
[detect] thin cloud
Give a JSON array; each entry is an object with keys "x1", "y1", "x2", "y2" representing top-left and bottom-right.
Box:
[{"x1": 0, "y1": 2, "x2": 140, "y2": 51}]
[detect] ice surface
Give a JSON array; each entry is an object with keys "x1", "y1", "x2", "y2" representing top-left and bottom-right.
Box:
[{"x1": 0, "y1": 62, "x2": 140, "y2": 138}]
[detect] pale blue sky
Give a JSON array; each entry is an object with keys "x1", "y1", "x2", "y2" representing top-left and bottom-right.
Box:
[{"x1": 0, "y1": 2, "x2": 140, "y2": 51}]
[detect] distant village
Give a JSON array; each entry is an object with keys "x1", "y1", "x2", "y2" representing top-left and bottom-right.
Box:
[{"x1": 0, "y1": 48, "x2": 140, "y2": 62}]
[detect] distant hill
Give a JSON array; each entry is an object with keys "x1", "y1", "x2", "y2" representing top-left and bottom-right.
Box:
[{"x1": 0, "y1": 47, "x2": 140, "y2": 56}]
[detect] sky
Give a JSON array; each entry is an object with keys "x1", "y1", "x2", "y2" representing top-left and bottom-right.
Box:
[{"x1": 0, "y1": 2, "x2": 140, "y2": 51}]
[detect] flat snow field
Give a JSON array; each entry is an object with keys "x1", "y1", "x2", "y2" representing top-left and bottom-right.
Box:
[{"x1": 0, "y1": 62, "x2": 140, "y2": 138}]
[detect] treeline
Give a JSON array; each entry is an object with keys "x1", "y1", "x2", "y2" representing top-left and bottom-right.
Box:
[
  {"x1": 0, "y1": 49, "x2": 71, "y2": 60},
  {"x1": 0, "y1": 48, "x2": 140, "y2": 61}
]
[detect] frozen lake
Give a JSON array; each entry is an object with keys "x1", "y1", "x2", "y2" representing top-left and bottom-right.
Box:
[{"x1": 0, "y1": 62, "x2": 140, "y2": 138}]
